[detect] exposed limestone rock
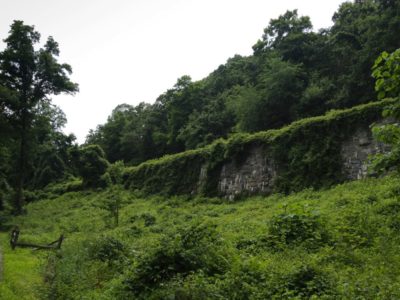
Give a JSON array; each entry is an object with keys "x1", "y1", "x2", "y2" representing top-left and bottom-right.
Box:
[
  {"x1": 218, "y1": 146, "x2": 277, "y2": 200},
  {"x1": 341, "y1": 124, "x2": 389, "y2": 180},
  {"x1": 215, "y1": 123, "x2": 390, "y2": 199}
]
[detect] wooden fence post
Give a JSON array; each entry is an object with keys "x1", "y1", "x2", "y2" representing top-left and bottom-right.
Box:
[{"x1": 10, "y1": 227, "x2": 20, "y2": 250}]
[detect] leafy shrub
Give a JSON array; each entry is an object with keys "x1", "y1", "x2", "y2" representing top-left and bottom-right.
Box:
[
  {"x1": 100, "y1": 172, "x2": 112, "y2": 187},
  {"x1": 100, "y1": 186, "x2": 123, "y2": 227},
  {"x1": 337, "y1": 206, "x2": 380, "y2": 248},
  {"x1": 376, "y1": 199, "x2": 400, "y2": 215},
  {"x1": 217, "y1": 259, "x2": 270, "y2": 299},
  {"x1": 129, "y1": 213, "x2": 156, "y2": 227},
  {"x1": 235, "y1": 238, "x2": 259, "y2": 251},
  {"x1": 210, "y1": 261, "x2": 334, "y2": 299},
  {"x1": 77, "y1": 145, "x2": 110, "y2": 187},
  {"x1": 107, "y1": 160, "x2": 125, "y2": 185},
  {"x1": 218, "y1": 263, "x2": 335, "y2": 299},
  {"x1": 388, "y1": 216, "x2": 400, "y2": 230},
  {"x1": 372, "y1": 49, "x2": 400, "y2": 102},
  {"x1": 280, "y1": 265, "x2": 335, "y2": 298},
  {"x1": 23, "y1": 179, "x2": 83, "y2": 202},
  {"x1": 88, "y1": 236, "x2": 126, "y2": 264},
  {"x1": 141, "y1": 213, "x2": 156, "y2": 227},
  {"x1": 370, "y1": 49, "x2": 400, "y2": 174},
  {"x1": 45, "y1": 179, "x2": 82, "y2": 196},
  {"x1": 126, "y1": 225, "x2": 143, "y2": 237},
  {"x1": 123, "y1": 222, "x2": 231, "y2": 296},
  {"x1": 266, "y1": 212, "x2": 328, "y2": 250}
]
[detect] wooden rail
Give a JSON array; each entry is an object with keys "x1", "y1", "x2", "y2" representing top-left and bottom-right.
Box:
[{"x1": 10, "y1": 227, "x2": 64, "y2": 250}]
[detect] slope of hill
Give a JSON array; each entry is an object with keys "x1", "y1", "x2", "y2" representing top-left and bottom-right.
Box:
[{"x1": 1, "y1": 174, "x2": 400, "y2": 299}]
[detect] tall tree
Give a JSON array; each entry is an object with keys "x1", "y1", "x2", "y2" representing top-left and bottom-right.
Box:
[
  {"x1": 252, "y1": 10, "x2": 313, "y2": 55},
  {"x1": 0, "y1": 21, "x2": 78, "y2": 213},
  {"x1": 164, "y1": 76, "x2": 206, "y2": 152}
]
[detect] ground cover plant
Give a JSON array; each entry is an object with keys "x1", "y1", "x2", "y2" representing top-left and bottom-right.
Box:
[{"x1": 1, "y1": 174, "x2": 400, "y2": 299}]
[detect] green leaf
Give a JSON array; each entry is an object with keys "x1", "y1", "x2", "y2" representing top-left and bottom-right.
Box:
[{"x1": 378, "y1": 91, "x2": 386, "y2": 100}]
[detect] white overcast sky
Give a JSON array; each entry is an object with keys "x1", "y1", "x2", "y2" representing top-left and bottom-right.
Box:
[{"x1": 0, "y1": 0, "x2": 347, "y2": 143}]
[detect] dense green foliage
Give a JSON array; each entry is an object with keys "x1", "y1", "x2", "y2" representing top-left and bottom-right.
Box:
[
  {"x1": 88, "y1": 1, "x2": 400, "y2": 166},
  {"x1": 76, "y1": 145, "x2": 109, "y2": 188},
  {"x1": 123, "y1": 99, "x2": 393, "y2": 196},
  {"x1": 0, "y1": 21, "x2": 78, "y2": 213},
  {"x1": 371, "y1": 49, "x2": 400, "y2": 173},
  {"x1": 2, "y1": 175, "x2": 400, "y2": 298},
  {"x1": 372, "y1": 49, "x2": 400, "y2": 101}
]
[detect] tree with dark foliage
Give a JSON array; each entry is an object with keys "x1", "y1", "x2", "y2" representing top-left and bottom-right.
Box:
[{"x1": 0, "y1": 21, "x2": 78, "y2": 214}]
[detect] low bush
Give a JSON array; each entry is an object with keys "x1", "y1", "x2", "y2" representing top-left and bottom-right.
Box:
[
  {"x1": 129, "y1": 212, "x2": 156, "y2": 227},
  {"x1": 278, "y1": 265, "x2": 335, "y2": 299},
  {"x1": 266, "y1": 212, "x2": 329, "y2": 250},
  {"x1": 88, "y1": 236, "x2": 127, "y2": 265},
  {"x1": 334, "y1": 209, "x2": 378, "y2": 248},
  {"x1": 123, "y1": 221, "x2": 231, "y2": 296},
  {"x1": 141, "y1": 213, "x2": 156, "y2": 227}
]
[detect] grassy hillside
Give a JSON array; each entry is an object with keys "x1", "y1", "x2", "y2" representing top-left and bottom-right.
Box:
[
  {"x1": 2, "y1": 174, "x2": 400, "y2": 299},
  {"x1": 0, "y1": 233, "x2": 43, "y2": 300}
]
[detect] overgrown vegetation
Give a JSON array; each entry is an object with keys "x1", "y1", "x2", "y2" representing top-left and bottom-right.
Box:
[
  {"x1": 2, "y1": 175, "x2": 400, "y2": 298},
  {"x1": 2, "y1": 1, "x2": 400, "y2": 299},
  {"x1": 123, "y1": 98, "x2": 394, "y2": 196},
  {"x1": 371, "y1": 48, "x2": 400, "y2": 174},
  {"x1": 87, "y1": 1, "x2": 400, "y2": 167}
]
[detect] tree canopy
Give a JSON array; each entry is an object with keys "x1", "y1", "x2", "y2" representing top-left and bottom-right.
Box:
[
  {"x1": 87, "y1": 1, "x2": 400, "y2": 166},
  {"x1": 0, "y1": 20, "x2": 78, "y2": 213}
]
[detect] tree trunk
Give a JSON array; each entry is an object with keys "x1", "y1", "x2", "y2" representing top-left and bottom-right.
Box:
[{"x1": 14, "y1": 112, "x2": 27, "y2": 215}]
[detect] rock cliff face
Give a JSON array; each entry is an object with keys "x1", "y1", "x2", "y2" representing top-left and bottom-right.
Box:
[
  {"x1": 218, "y1": 146, "x2": 276, "y2": 200},
  {"x1": 215, "y1": 123, "x2": 389, "y2": 200},
  {"x1": 341, "y1": 124, "x2": 390, "y2": 180}
]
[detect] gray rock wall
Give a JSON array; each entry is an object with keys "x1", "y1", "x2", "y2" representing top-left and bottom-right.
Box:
[
  {"x1": 341, "y1": 124, "x2": 390, "y2": 180},
  {"x1": 218, "y1": 146, "x2": 276, "y2": 200},
  {"x1": 216, "y1": 123, "x2": 389, "y2": 199}
]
